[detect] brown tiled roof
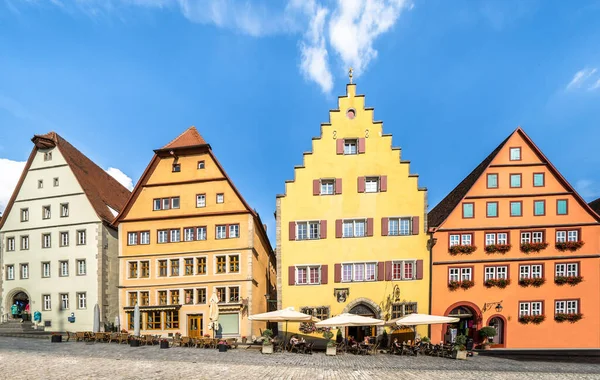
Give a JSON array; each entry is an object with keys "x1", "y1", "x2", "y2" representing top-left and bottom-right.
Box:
[
  {"x1": 161, "y1": 126, "x2": 207, "y2": 149},
  {"x1": 588, "y1": 198, "x2": 600, "y2": 215}
]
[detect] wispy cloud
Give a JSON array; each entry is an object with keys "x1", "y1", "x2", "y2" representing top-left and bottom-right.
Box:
[{"x1": 566, "y1": 68, "x2": 598, "y2": 91}]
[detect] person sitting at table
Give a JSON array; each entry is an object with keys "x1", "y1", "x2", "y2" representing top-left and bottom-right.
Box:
[
  {"x1": 348, "y1": 336, "x2": 357, "y2": 348},
  {"x1": 363, "y1": 336, "x2": 370, "y2": 345},
  {"x1": 290, "y1": 335, "x2": 299, "y2": 346},
  {"x1": 392, "y1": 338, "x2": 402, "y2": 354}
]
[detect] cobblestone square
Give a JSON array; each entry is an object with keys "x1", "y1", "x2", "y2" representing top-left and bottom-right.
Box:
[{"x1": 0, "y1": 338, "x2": 598, "y2": 379}]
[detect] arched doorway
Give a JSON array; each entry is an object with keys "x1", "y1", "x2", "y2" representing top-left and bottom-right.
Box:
[
  {"x1": 348, "y1": 303, "x2": 376, "y2": 342},
  {"x1": 10, "y1": 291, "x2": 30, "y2": 318},
  {"x1": 443, "y1": 302, "x2": 482, "y2": 346},
  {"x1": 487, "y1": 315, "x2": 506, "y2": 347}
]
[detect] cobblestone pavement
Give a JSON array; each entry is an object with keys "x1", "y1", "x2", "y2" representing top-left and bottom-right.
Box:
[{"x1": 0, "y1": 338, "x2": 598, "y2": 379}]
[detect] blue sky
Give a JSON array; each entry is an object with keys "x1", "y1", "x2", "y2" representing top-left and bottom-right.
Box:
[{"x1": 1, "y1": 0, "x2": 600, "y2": 243}]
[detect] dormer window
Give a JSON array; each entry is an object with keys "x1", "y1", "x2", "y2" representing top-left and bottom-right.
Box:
[
  {"x1": 44, "y1": 152, "x2": 52, "y2": 161},
  {"x1": 510, "y1": 147, "x2": 521, "y2": 161},
  {"x1": 197, "y1": 161, "x2": 205, "y2": 169},
  {"x1": 344, "y1": 139, "x2": 357, "y2": 155},
  {"x1": 172, "y1": 163, "x2": 181, "y2": 172}
]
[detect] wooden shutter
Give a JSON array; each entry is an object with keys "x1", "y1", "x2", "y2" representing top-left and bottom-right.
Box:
[
  {"x1": 335, "y1": 178, "x2": 343, "y2": 194},
  {"x1": 380, "y1": 175, "x2": 387, "y2": 192},
  {"x1": 288, "y1": 266, "x2": 296, "y2": 285},
  {"x1": 313, "y1": 179, "x2": 320, "y2": 195},
  {"x1": 366, "y1": 218, "x2": 374, "y2": 237},
  {"x1": 289, "y1": 222, "x2": 296, "y2": 241},
  {"x1": 321, "y1": 265, "x2": 328, "y2": 284},
  {"x1": 335, "y1": 219, "x2": 343, "y2": 238},
  {"x1": 334, "y1": 263, "x2": 341, "y2": 283},
  {"x1": 358, "y1": 138, "x2": 366, "y2": 153},
  {"x1": 416, "y1": 260, "x2": 424, "y2": 280},
  {"x1": 377, "y1": 262, "x2": 385, "y2": 281},
  {"x1": 320, "y1": 220, "x2": 327, "y2": 239},
  {"x1": 385, "y1": 261, "x2": 393, "y2": 281},
  {"x1": 225, "y1": 224, "x2": 230, "y2": 238},
  {"x1": 381, "y1": 217, "x2": 389, "y2": 236},
  {"x1": 412, "y1": 216, "x2": 420, "y2": 235},
  {"x1": 336, "y1": 139, "x2": 344, "y2": 154},
  {"x1": 357, "y1": 177, "x2": 365, "y2": 193}
]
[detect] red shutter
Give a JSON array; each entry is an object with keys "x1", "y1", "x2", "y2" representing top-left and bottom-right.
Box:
[
  {"x1": 357, "y1": 177, "x2": 365, "y2": 193},
  {"x1": 385, "y1": 261, "x2": 393, "y2": 281},
  {"x1": 416, "y1": 260, "x2": 424, "y2": 280},
  {"x1": 313, "y1": 179, "x2": 320, "y2": 195},
  {"x1": 336, "y1": 139, "x2": 344, "y2": 154},
  {"x1": 321, "y1": 265, "x2": 328, "y2": 284},
  {"x1": 335, "y1": 219, "x2": 343, "y2": 238},
  {"x1": 381, "y1": 217, "x2": 389, "y2": 236},
  {"x1": 334, "y1": 264, "x2": 341, "y2": 283},
  {"x1": 366, "y1": 218, "x2": 374, "y2": 237},
  {"x1": 412, "y1": 216, "x2": 420, "y2": 235},
  {"x1": 380, "y1": 175, "x2": 387, "y2": 192},
  {"x1": 320, "y1": 220, "x2": 327, "y2": 239},
  {"x1": 377, "y1": 262, "x2": 385, "y2": 281},
  {"x1": 288, "y1": 266, "x2": 296, "y2": 285},
  {"x1": 225, "y1": 224, "x2": 230, "y2": 238},
  {"x1": 335, "y1": 178, "x2": 343, "y2": 194},
  {"x1": 289, "y1": 222, "x2": 296, "y2": 241},
  {"x1": 358, "y1": 138, "x2": 366, "y2": 153}
]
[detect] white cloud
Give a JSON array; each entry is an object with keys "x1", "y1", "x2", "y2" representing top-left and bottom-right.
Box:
[
  {"x1": 0, "y1": 158, "x2": 26, "y2": 213},
  {"x1": 298, "y1": 4, "x2": 333, "y2": 93},
  {"x1": 589, "y1": 78, "x2": 600, "y2": 91},
  {"x1": 566, "y1": 68, "x2": 597, "y2": 90},
  {"x1": 575, "y1": 179, "x2": 600, "y2": 200},
  {"x1": 106, "y1": 167, "x2": 134, "y2": 191}
]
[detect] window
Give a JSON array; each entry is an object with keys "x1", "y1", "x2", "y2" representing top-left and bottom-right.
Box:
[
  {"x1": 228, "y1": 286, "x2": 240, "y2": 302},
  {"x1": 60, "y1": 203, "x2": 69, "y2": 217},
  {"x1": 170, "y1": 259, "x2": 179, "y2": 276},
  {"x1": 520, "y1": 231, "x2": 544, "y2": 243},
  {"x1": 344, "y1": 139, "x2": 357, "y2": 155},
  {"x1": 519, "y1": 264, "x2": 543, "y2": 279},
  {"x1": 216, "y1": 256, "x2": 226, "y2": 274},
  {"x1": 138, "y1": 231, "x2": 149, "y2": 245},
  {"x1": 77, "y1": 259, "x2": 86, "y2": 275},
  {"x1": 555, "y1": 263, "x2": 578, "y2": 277},
  {"x1": 485, "y1": 232, "x2": 508, "y2": 246},
  {"x1": 172, "y1": 163, "x2": 181, "y2": 172},
  {"x1": 197, "y1": 226, "x2": 207, "y2": 241},
  {"x1": 296, "y1": 266, "x2": 321, "y2": 285},
  {"x1": 296, "y1": 221, "x2": 320, "y2": 240},
  {"x1": 170, "y1": 290, "x2": 180, "y2": 304},
  {"x1": 20, "y1": 235, "x2": 29, "y2": 250},
  {"x1": 158, "y1": 230, "x2": 168, "y2": 243},
  {"x1": 20, "y1": 208, "x2": 29, "y2": 222},
  {"x1": 216, "y1": 193, "x2": 224, "y2": 204},
  {"x1": 462, "y1": 203, "x2": 474, "y2": 218},
  {"x1": 510, "y1": 147, "x2": 521, "y2": 161},
  {"x1": 533, "y1": 173, "x2": 545, "y2": 187},
  {"x1": 556, "y1": 229, "x2": 578, "y2": 242},
  {"x1": 158, "y1": 291, "x2": 167, "y2": 305},
  {"x1": 365, "y1": 177, "x2": 380, "y2": 193},
  {"x1": 484, "y1": 266, "x2": 508, "y2": 280},
  {"x1": 129, "y1": 262, "x2": 138, "y2": 278},
  {"x1": 197, "y1": 257, "x2": 207, "y2": 275},
  {"x1": 153, "y1": 197, "x2": 179, "y2": 210},
  {"x1": 38, "y1": 180, "x2": 43, "y2": 189},
  {"x1": 391, "y1": 302, "x2": 418, "y2": 319},
  {"x1": 43, "y1": 295, "x2": 51, "y2": 311},
  {"x1": 557, "y1": 199, "x2": 568, "y2": 215},
  {"x1": 6, "y1": 265, "x2": 14, "y2": 280},
  {"x1": 487, "y1": 173, "x2": 498, "y2": 188},
  {"x1": 165, "y1": 310, "x2": 179, "y2": 329},
  {"x1": 197, "y1": 160, "x2": 205, "y2": 169},
  {"x1": 510, "y1": 174, "x2": 521, "y2": 188},
  {"x1": 129, "y1": 292, "x2": 138, "y2": 306},
  {"x1": 20, "y1": 263, "x2": 29, "y2": 279},
  {"x1": 519, "y1": 301, "x2": 543, "y2": 316},
  {"x1": 229, "y1": 224, "x2": 240, "y2": 238},
  {"x1": 60, "y1": 293, "x2": 69, "y2": 310},
  {"x1": 77, "y1": 230, "x2": 86, "y2": 245},
  {"x1": 42, "y1": 262, "x2": 50, "y2": 278},
  {"x1": 42, "y1": 233, "x2": 51, "y2": 248},
  {"x1": 229, "y1": 255, "x2": 239, "y2": 273},
  {"x1": 170, "y1": 229, "x2": 181, "y2": 243},
  {"x1": 140, "y1": 261, "x2": 149, "y2": 278},
  {"x1": 320, "y1": 179, "x2": 335, "y2": 195},
  {"x1": 128, "y1": 232, "x2": 138, "y2": 245},
  {"x1": 6, "y1": 237, "x2": 15, "y2": 251},
  {"x1": 461, "y1": 267, "x2": 472, "y2": 281},
  {"x1": 44, "y1": 151, "x2": 52, "y2": 161},
  {"x1": 184, "y1": 289, "x2": 194, "y2": 304},
  {"x1": 388, "y1": 217, "x2": 411, "y2": 236},
  {"x1": 184, "y1": 258, "x2": 194, "y2": 275},
  {"x1": 342, "y1": 219, "x2": 366, "y2": 238},
  {"x1": 510, "y1": 201, "x2": 522, "y2": 216},
  {"x1": 77, "y1": 292, "x2": 87, "y2": 309},
  {"x1": 301, "y1": 307, "x2": 330, "y2": 321},
  {"x1": 197, "y1": 288, "x2": 207, "y2": 304},
  {"x1": 555, "y1": 300, "x2": 578, "y2": 315},
  {"x1": 486, "y1": 202, "x2": 498, "y2": 217},
  {"x1": 216, "y1": 225, "x2": 226, "y2": 239},
  {"x1": 392, "y1": 260, "x2": 416, "y2": 280},
  {"x1": 43, "y1": 205, "x2": 51, "y2": 219},
  {"x1": 60, "y1": 231, "x2": 69, "y2": 247},
  {"x1": 449, "y1": 233, "x2": 473, "y2": 246},
  {"x1": 196, "y1": 194, "x2": 206, "y2": 208},
  {"x1": 448, "y1": 268, "x2": 460, "y2": 282},
  {"x1": 158, "y1": 260, "x2": 167, "y2": 277},
  {"x1": 146, "y1": 311, "x2": 161, "y2": 330},
  {"x1": 341, "y1": 262, "x2": 377, "y2": 282},
  {"x1": 534, "y1": 200, "x2": 545, "y2": 216},
  {"x1": 216, "y1": 287, "x2": 226, "y2": 303},
  {"x1": 53, "y1": 177, "x2": 59, "y2": 187}
]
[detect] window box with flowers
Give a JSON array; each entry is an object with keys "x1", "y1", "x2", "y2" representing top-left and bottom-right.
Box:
[
  {"x1": 241, "y1": 336, "x2": 247, "y2": 344},
  {"x1": 518, "y1": 315, "x2": 545, "y2": 324},
  {"x1": 449, "y1": 245, "x2": 477, "y2": 255},
  {"x1": 485, "y1": 244, "x2": 511, "y2": 254},
  {"x1": 484, "y1": 278, "x2": 511, "y2": 289},
  {"x1": 448, "y1": 280, "x2": 474, "y2": 291},
  {"x1": 555, "y1": 241, "x2": 585, "y2": 252},
  {"x1": 518, "y1": 278, "x2": 546, "y2": 287},
  {"x1": 554, "y1": 276, "x2": 583, "y2": 286},
  {"x1": 520, "y1": 242, "x2": 548, "y2": 254},
  {"x1": 554, "y1": 313, "x2": 583, "y2": 323},
  {"x1": 160, "y1": 339, "x2": 169, "y2": 349}
]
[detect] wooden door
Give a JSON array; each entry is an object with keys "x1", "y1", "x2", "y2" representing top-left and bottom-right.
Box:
[{"x1": 188, "y1": 315, "x2": 203, "y2": 338}]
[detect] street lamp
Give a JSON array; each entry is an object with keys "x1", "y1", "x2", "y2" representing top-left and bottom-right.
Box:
[{"x1": 495, "y1": 303, "x2": 503, "y2": 313}]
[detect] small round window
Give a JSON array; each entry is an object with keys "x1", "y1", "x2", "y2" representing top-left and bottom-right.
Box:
[{"x1": 346, "y1": 109, "x2": 356, "y2": 120}]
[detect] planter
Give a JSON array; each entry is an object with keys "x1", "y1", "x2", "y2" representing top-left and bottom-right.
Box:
[
  {"x1": 50, "y1": 334, "x2": 62, "y2": 343},
  {"x1": 452, "y1": 350, "x2": 467, "y2": 360},
  {"x1": 218, "y1": 344, "x2": 228, "y2": 352},
  {"x1": 554, "y1": 276, "x2": 583, "y2": 286},
  {"x1": 449, "y1": 245, "x2": 477, "y2": 255},
  {"x1": 241, "y1": 337, "x2": 247, "y2": 344},
  {"x1": 160, "y1": 341, "x2": 169, "y2": 349},
  {"x1": 520, "y1": 242, "x2": 548, "y2": 254},
  {"x1": 326, "y1": 346, "x2": 337, "y2": 356},
  {"x1": 555, "y1": 241, "x2": 584, "y2": 252},
  {"x1": 130, "y1": 339, "x2": 140, "y2": 347},
  {"x1": 262, "y1": 344, "x2": 273, "y2": 354},
  {"x1": 485, "y1": 244, "x2": 511, "y2": 254}
]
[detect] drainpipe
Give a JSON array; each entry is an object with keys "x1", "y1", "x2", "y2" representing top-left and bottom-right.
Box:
[{"x1": 426, "y1": 232, "x2": 437, "y2": 340}]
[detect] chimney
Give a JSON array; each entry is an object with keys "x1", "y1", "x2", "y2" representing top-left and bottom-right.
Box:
[{"x1": 263, "y1": 224, "x2": 267, "y2": 232}]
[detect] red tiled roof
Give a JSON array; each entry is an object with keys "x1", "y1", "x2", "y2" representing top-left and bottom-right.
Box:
[
  {"x1": 589, "y1": 198, "x2": 600, "y2": 215},
  {"x1": 161, "y1": 126, "x2": 207, "y2": 149}
]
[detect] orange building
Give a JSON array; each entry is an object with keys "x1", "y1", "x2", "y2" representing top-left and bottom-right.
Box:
[{"x1": 428, "y1": 127, "x2": 600, "y2": 348}]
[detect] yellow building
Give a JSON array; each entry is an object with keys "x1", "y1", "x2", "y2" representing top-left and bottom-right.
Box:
[
  {"x1": 114, "y1": 127, "x2": 275, "y2": 339},
  {"x1": 276, "y1": 81, "x2": 430, "y2": 341}
]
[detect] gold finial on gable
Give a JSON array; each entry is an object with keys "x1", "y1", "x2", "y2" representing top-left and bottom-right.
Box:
[{"x1": 348, "y1": 67, "x2": 353, "y2": 84}]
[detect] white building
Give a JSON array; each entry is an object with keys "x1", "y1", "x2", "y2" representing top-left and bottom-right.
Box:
[{"x1": 0, "y1": 132, "x2": 130, "y2": 332}]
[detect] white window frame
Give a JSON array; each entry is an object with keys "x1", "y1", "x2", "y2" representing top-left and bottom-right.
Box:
[
  {"x1": 342, "y1": 219, "x2": 366, "y2": 238},
  {"x1": 77, "y1": 292, "x2": 87, "y2": 309},
  {"x1": 196, "y1": 287, "x2": 208, "y2": 304},
  {"x1": 510, "y1": 147, "x2": 521, "y2": 161},
  {"x1": 20, "y1": 263, "x2": 29, "y2": 279},
  {"x1": 216, "y1": 225, "x2": 227, "y2": 239},
  {"x1": 392, "y1": 260, "x2": 416, "y2": 280},
  {"x1": 140, "y1": 231, "x2": 150, "y2": 245},
  {"x1": 42, "y1": 262, "x2": 51, "y2": 278},
  {"x1": 216, "y1": 193, "x2": 224, "y2": 204},
  {"x1": 197, "y1": 227, "x2": 207, "y2": 241},
  {"x1": 320, "y1": 179, "x2": 335, "y2": 195},
  {"x1": 43, "y1": 295, "x2": 51, "y2": 311},
  {"x1": 295, "y1": 265, "x2": 321, "y2": 285},
  {"x1": 77, "y1": 230, "x2": 86, "y2": 245},
  {"x1": 59, "y1": 260, "x2": 69, "y2": 277},
  {"x1": 77, "y1": 259, "x2": 86, "y2": 276},
  {"x1": 296, "y1": 221, "x2": 320, "y2": 240},
  {"x1": 532, "y1": 231, "x2": 543, "y2": 243},
  {"x1": 60, "y1": 203, "x2": 69, "y2": 217},
  {"x1": 43, "y1": 205, "x2": 51, "y2": 219},
  {"x1": 460, "y1": 267, "x2": 472, "y2": 281},
  {"x1": 227, "y1": 286, "x2": 240, "y2": 303},
  {"x1": 6, "y1": 237, "x2": 15, "y2": 251},
  {"x1": 365, "y1": 177, "x2": 380, "y2": 193},
  {"x1": 520, "y1": 232, "x2": 531, "y2": 243},
  {"x1": 344, "y1": 139, "x2": 357, "y2": 155},
  {"x1": 60, "y1": 293, "x2": 69, "y2": 310},
  {"x1": 60, "y1": 231, "x2": 69, "y2": 247},
  {"x1": 128, "y1": 232, "x2": 138, "y2": 245},
  {"x1": 184, "y1": 228, "x2": 195, "y2": 242},
  {"x1": 21, "y1": 208, "x2": 29, "y2": 222},
  {"x1": 448, "y1": 268, "x2": 460, "y2": 282},
  {"x1": 388, "y1": 217, "x2": 411, "y2": 236},
  {"x1": 341, "y1": 262, "x2": 378, "y2": 282},
  {"x1": 158, "y1": 230, "x2": 168, "y2": 243},
  {"x1": 196, "y1": 194, "x2": 206, "y2": 208},
  {"x1": 229, "y1": 224, "x2": 240, "y2": 238},
  {"x1": 42, "y1": 233, "x2": 51, "y2": 248},
  {"x1": 567, "y1": 230, "x2": 578, "y2": 242},
  {"x1": 170, "y1": 229, "x2": 181, "y2": 243},
  {"x1": 6, "y1": 265, "x2": 14, "y2": 280}
]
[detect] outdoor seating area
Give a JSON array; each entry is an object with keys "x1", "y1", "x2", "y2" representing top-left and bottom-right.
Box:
[
  {"x1": 388, "y1": 340, "x2": 461, "y2": 358},
  {"x1": 64, "y1": 331, "x2": 238, "y2": 349}
]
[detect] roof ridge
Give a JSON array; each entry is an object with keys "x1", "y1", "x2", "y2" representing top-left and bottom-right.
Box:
[{"x1": 161, "y1": 126, "x2": 207, "y2": 149}]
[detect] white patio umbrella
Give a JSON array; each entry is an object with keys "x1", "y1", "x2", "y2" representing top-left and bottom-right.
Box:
[
  {"x1": 133, "y1": 304, "x2": 140, "y2": 337},
  {"x1": 114, "y1": 315, "x2": 120, "y2": 332},
  {"x1": 315, "y1": 313, "x2": 384, "y2": 327},
  {"x1": 390, "y1": 313, "x2": 459, "y2": 326},
  {"x1": 208, "y1": 290, "x2": 220, "y2": 338},
  {"x1": 248, "y1": 307, "x2": 319, "y2": 344},
  {"x1": 92, "y1": 304, "x2": 101, "y2": 333}
]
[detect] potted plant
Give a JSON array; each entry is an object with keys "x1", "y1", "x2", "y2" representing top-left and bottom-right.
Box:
[
  {"x1": 478, "y1": 327, "x2": 497, "y2": 350},
  {"x1": 452, "y1": 335, "x2": 468, "y2": 360},
  {"x1": 554, "y1": 275, "x2": 583, "y2": 286},
  {"x1": 448, "y1": 281, "x2": 461, "y2": 291},
  {"x1": 449, "y1": 245, "x2": 477, "y2": 255},
  {"x1": 323, "y1": 330, "x2": 336, "y2": 356},
  {"x1": 241, "y1": 336, "x2": 247, "y2": 344},
  {"x1": 520, "y1": 242, "x2": 549, "y2": 253},
  {"x1": 159, "y1": 338, "x2": 169, "y2": 349},
  {"x1": 218, "y1": 340, "x2": 228, "y2": 352},
  {"x1": 421, "y1": 336, "x2": 431, "y2": 344},
  {"x1": 50, "y1": 332, "x2": 62, "y2": 343},
  {"x1": 261, "y1": 329, "x2": 273, "y2": 354}
]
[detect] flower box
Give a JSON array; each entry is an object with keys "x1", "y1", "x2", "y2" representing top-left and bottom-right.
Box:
[
  {"x1": 262, "y1": 344, "x2": 273, "y2": 354},
  {"x1": 448, "y1": 280, "x2": 474, "y2": 291},
  {"x1": 555, "y1": 241, "x2": 585, "y2": 252},
  {"x1": 484, "y1": 278, "x2": 511, "y2": 289},
  {"x1": 449, "y1": 245, "x2": 477, "y2": 255},
  {"x1": 520, "y1": 242, "x2": 548, "y2": 253},
  {"x1": 485, "y1": 244, "x2": 511, "y2": 254},
  {"x1": 555, "y1": 313, "x2": 583, "y2": 323},
  {"x1": 554, "y1": 276, "x2": 583, "y2": 286},
  {"x1": 518, "y1": 278, "x2": 546, "y2": 287},
  {"x1": 518, "y1": 315, "x2": 546, "y2": 324}
]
